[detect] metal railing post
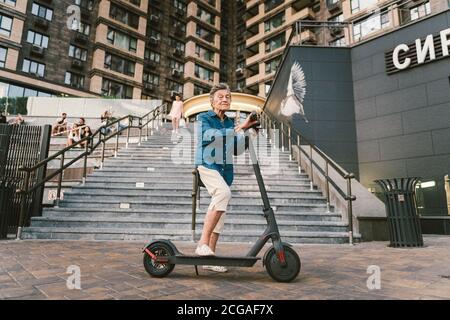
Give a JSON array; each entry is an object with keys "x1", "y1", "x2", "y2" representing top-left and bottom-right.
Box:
[
  {"x1": 297, "y1": 135, "x2": 302, "y2": 173},
  {"x1": 146, "y1": 114, "x2": 149, "y2": 141},
  {"x1": 55, "y1": 153, "x2": 65, "y2": 208},
  {"x1": 288, "y1": 126, "x2": 292, "y2": 161},
  {"x1": 309, "y1": 146, "x2": 314, "y2": 191},
  {"x1": 151, "y1": 111, "x2": 155, "y2": 136},
  {"x1": 100, "y1": 139, "x2": 106, "y2": 169},
  {"x1": 347, "y1": 175, "x2": 354, "y2": 245},
  {"x1": 138, "y1": 117, "x2": 142, "y2": 146},
  {"x1": 273, "y1": 121, "x2": 277, "y2": 149},
  {"x1": 82, "y1": 139, "x2": 89, "y2": 185},
  {"x1": 115, "y1": 122, "x2": 119, "y2": 157},
  {"x1": 325, "y1": 162, "x2": 330, "y2": 213},
  {"x1": 16, "y1": 170, "x2": 31, "y2": 240},
  {"x1": 126, "y1": 116, "x2": 131, "y2": 148}
]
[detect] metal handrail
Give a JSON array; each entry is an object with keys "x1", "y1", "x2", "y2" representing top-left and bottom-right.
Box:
[
  {"x1": 15, "y1": 103, "x2": 167, "y2": 239},
  {"x1": 261, "y1": 111, "x2": 356, "y2": 245}
]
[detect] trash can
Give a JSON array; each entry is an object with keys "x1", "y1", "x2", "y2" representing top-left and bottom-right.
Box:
[
  {"x1": 375, "y1": 178, "x2": 423, "y2": 247},
  {"x1": 0, "y1": 178, "x2": 14, "y2": 238}
]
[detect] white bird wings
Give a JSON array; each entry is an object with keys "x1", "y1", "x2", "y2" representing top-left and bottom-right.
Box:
[{"x1": 290, "y1": 62, "x2": 307, "y2": 104}]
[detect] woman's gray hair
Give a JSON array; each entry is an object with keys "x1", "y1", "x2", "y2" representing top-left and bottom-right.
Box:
[{"x1": 209, "y1": 83, "x2": 231, "y2": 104}]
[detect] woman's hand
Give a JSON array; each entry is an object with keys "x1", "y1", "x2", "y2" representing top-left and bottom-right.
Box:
[{"x1": 235, "y1": 114, "x2": 259, "y2": 132}]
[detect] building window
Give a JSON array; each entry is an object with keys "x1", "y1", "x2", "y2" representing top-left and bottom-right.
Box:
[
  {"x1": 144, "y1": 49, "x2": 160, "y2": 63},
  {"x1": 194, "y1": 84, "x2": 210, "y2": 95},
  {"x1": 0, "y1": 14, "x2": 13, "y2": 37},
  {"x1": 265, "y1": 33, "x2": 285, "y2": 53},
  {"x1": 196, "y1": 6, "x2": 215, "y2": 25},
  {"x1": 265, "y1": 56, "x2": 281, "y2": 74},
  {"x1": 353, "y1": 11, "x2": 390, "y2": 41},
  {"x1": 173, "y1": 0, "x2": 187, "y2": 12},
  {"x1": 143, "y1": 72, "x2": 159, "y2": 85},
  {"x1": 169, "y1": 37, "x2": 185, "y2": 52},
  {"x1": 0, "y1": 47, "x2": 7, "y2": 68},
  {"x1": 22, "y1": 58, "x2": 45, "y2": 77},
  {"x1": 104, "y1": 53, "x2": 136, "y2": 77},
  {"x1": 350, "y1": 0, "x2": 378, "y2": 14},
  {"x1": 195, "y1": 64, "x2": 214, "y2": 82},
  {"x1": 75, "y1": 0, "x2": 93, "y2": 10},
  {"x1": 265, "y1": 81, "x2": 273, "y2": 95},
  {"x1": 64, "y1": 71, "x2": 85, "y2": 89},
  {"x1": 237, "y1": 79, "x2": 245, "y2": 91},
  {"x1": 109, "y1": 3, "x2": 139, "y2": 29},
  {"x1": 169, "y1": 59, "x2": 184, "y2": 72},
  {"x1": 26, "y1": 30, "x2": 49, "y2": 48},
  {"x1": 69, "y1": 44, "x2": 87, "y2": 61},
  {"x1": 31, "y1": 2, "x2": 53, "y2": 21},
  {"x1": 101, "y1": 78, "x2": 133, "y2": 99},
  {"x1": 264, "y1": 0, "x2": 283, "y2": 13},
  {"x1": 0, "y1": 0, "x2": 16, "y2": 7},
  {"x1": 410, "y1": 1, "x2": 431, "y2": 21},
  {"x1": 264, "y1": 12, "x2": 285, "y2": 33},
  {"x1": 70, "y1": 20, "x2": 90, "y2": 36},
  {"x1": 107, "y1": 27, "x2": 137, "y2": 52},
  {"x1": 148, "y1": 29, "x2": 161, "y2": 40},
  {"x1": 195, "y1": 44, "x2": 214, "y2": 63},
  {"x1": 196, "y1": 25, "x2": 215, "y2": 43},
  {"x1": 167, "y1": 80, "x2": 183, "y2": 93}
]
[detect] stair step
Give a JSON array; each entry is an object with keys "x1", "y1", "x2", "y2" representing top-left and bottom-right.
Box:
[
  {"x1": 42, "y1": 208, "x2": 342, "y2": 221},
  {"x1": 29, "y1": 216, "x2": 348, "y2": 232},
  {"x1": 22, "y1": 227, "x2": 358, "y2": 244}
]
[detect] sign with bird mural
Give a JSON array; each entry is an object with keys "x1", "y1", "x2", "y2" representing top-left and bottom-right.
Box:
[{"x1": 279, "y1": 61, "x2": 308, "y2": 123}]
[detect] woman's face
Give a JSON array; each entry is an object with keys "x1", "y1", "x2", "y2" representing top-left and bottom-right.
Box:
[
  {"x1": 212, "y1": 89, "x2": 231, "y2": 112},
  {"x1": 175, "y1": 96, "x2": 181, "y2": 101}
]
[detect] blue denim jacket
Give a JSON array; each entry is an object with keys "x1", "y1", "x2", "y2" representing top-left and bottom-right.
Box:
[{"x1": 195, "y1": 111, "x2": 245, "y2": 186}]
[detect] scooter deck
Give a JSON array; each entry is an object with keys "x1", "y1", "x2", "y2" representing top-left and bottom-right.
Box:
[{"x1": 170, "y1": 255, "x2": 260, "y2": 267}]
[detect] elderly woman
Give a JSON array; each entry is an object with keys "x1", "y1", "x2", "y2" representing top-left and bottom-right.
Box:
[{"x1": 195, "y1": 83, "x2": 258, "y2": 272}]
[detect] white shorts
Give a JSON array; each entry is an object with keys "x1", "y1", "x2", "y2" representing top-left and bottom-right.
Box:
[{"x1": 197, "y1": 165, "x2": 232, "y2": 234}]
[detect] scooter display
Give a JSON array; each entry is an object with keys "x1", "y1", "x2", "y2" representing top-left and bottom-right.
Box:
[{"x1": 143, "y1": 114, "x2": 301, "y2": 282}]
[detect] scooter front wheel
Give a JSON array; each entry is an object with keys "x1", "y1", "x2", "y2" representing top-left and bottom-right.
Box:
[
  {"x1": 264, "y1": 246, "x2": 301, "y2": 283},
  {"x1": 143, "y1": 242, "x2": 175, "y2": 278}
]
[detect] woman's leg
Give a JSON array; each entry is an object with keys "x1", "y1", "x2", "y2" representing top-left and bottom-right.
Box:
[{"x1": 198, "y1": 210, "x2": 224, "y2": 246}]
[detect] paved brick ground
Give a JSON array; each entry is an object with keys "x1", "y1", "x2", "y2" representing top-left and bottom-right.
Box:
[{"x1": 0, "y1": 236, "x2": 449, "y2": 300}]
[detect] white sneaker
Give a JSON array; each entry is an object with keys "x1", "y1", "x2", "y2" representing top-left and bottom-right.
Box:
[
  {"x1": 203, "y1": 265, "x2": 228, "y2": 273},
  {"x1": 195, "y1": 244, "x2": 215, "y2": 256}
]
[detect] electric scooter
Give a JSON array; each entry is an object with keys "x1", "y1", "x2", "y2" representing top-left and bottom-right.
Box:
[{"x1": 143, "y1": 115, "x2": 301, "y2": 283}]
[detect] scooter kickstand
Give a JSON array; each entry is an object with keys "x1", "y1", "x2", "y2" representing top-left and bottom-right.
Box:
[{"x1": 195, "y1": 265, "x2": 199, "y2": 276}]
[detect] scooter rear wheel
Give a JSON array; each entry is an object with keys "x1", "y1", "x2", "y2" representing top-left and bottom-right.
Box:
[
  {"x1": 143, "y1": 242, "x2": 175, "y2": 278},
  {"x1": 264, "y1": 246, "x2": 301, "y2": 283}
]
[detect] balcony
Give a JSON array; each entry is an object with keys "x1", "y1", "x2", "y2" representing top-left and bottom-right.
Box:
[
  {"x1": 171, "y1": 69, "x2": 182, "y2": 78},
  {"x1": 144, "y1": 62, "x2": 157, "y2": 71},
  {"x1": 71, "y1": 59, "x2": 84, "y2": 70},
  {"x1": 326, "y1": 0, "x2": 342, "y2": 14},
  {"x1": 149, "y1": 37, "x2": 160, "y2": 46},
  {"x1": 34, "y1": 18, "x2": 49, "y2": 30},
  {"x1": 173, "y1": 48, "x2": 184, "y2": 58},
  {"x1": 30, "y1": 45, "x2": 45, "y2": 57},
  {"x1": 175, "y1": 8, "x2": 185, "y2": 17},
  {"x1": 74, "y1": 33, "x2": 89, "y2": 44},
  {"x1": 150, "y1": 14, "x2": 160, "y2": 24}
]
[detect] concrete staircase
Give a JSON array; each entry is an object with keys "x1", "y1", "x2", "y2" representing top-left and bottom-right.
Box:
[{"x1": 22, "y1": 125, "x2": 358, "y2": 244}]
